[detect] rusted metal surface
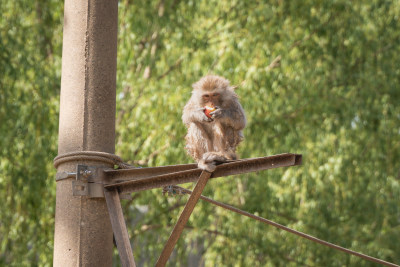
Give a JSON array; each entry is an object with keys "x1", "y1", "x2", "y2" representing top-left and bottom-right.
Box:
[
  {"x1": 155, "y1": 171, "x2": 212, "y2": 267},
  {"x1": 104, "y1": 153, "x2": 302, "y2": 194},
  {"x1": 72, "y1": 165, "x2": 95, "y2": 196},
  {"x1": 104, "y1": 163, "x2": 198, "y2": 183},
  {"x1": 104, "y1": 188, "x2": 137, "y2": 267},
  {"x1": 63, "y1": 165, "x2": 107, "y2": 198}
]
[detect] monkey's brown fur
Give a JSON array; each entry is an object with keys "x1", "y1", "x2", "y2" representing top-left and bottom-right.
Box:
[{"x1": 182, "y1": 75, "x2": 246, "y2": 172}]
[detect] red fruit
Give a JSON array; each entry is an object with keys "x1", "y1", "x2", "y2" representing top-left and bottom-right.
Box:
[{"x1": 204, "y1": 105, "x2": 216, "y2": 118}]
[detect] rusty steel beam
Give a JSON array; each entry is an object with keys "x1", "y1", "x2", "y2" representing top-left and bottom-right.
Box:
[
  {"x1": 105, "y1": 163, "x2": 198, "y2": 183},
  {"x1": 155, "y1": 171, "x2": 211, "y2": 267},
  {"x1": 104, "y1": 153, "x2": 302, "y2": 194},
  {"x1": 104, "y1": 188, "x2": 136, "y2": 267}
]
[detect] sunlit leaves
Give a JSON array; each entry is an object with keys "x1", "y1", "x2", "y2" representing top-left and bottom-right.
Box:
[
  {"x1": 1, "y1": 0, "x2": 399, "y2": 266},
  {"x1": 0, "y1": 1, "x2": 62, "y2": 265},
  {"x1": 115, "y1": 0, "x2": 400, "y2": 266}
]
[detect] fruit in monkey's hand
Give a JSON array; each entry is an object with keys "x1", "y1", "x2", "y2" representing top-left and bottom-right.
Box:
[{"x1": 204, "y1": 105, "x2": 217, "y2": 118}]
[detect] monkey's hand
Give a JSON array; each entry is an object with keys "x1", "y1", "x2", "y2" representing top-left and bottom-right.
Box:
[
  {"x1": 198, "y1": 107, "x2": 213, "y2": 122},
  {"x1": 210, "y1": 108, "x2": 223, "y2": 119}
]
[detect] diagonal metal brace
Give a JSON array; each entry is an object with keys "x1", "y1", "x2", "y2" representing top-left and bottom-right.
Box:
[
  {"x1": 104, "y1": 188, "x2": 137, "y2": 267},
  {"x1": 156, "y1": 170, "x2": 212, "y2": 267}
]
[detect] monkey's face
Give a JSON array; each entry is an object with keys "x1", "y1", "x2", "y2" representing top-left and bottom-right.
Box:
[
  {"x1": 192, "y1": 75, "x2": 236, "y2": 108},
  {"x1": 201, "y1": 91, "x2": 222, "y2": 108}
]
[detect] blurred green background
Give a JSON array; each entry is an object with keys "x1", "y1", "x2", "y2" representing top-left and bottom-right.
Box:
[{"x1": 1, "y1": 0, "x2": 399, "y2": 266}]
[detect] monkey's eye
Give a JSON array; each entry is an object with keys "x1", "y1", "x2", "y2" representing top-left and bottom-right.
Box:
[
  {"x1": 203, "y1": 94, "x2": 210, "y2": 99},
  {"x1": 212, "y1": 93, "x2": 220, "y2": 97}
]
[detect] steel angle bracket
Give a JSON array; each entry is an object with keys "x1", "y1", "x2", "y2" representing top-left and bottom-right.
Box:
[
  {"x1": 104, "y1": 153, "x2": 302, "y2": 194},
  {"x1": 72, "y1": 180, "x2": 89, "y2": 196},
  {"x1": 72, "y1": 165, "x2": 98, "y2": 197},
  {"x1": 71, "y1": 165, "x2": 132, "y2": 199}
]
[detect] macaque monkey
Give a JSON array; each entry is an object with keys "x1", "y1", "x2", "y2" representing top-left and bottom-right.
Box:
[{"x1": 182, "y1": 75, "x2": 246, "y2": 172}]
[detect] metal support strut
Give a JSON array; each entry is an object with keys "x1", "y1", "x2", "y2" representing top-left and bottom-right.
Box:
[
  {"x1": 102, "y1": 153, "x2": 301, "y2": 266},
  {"x1": 156, "y1": 171, "x2": 211, "y2": 266}
]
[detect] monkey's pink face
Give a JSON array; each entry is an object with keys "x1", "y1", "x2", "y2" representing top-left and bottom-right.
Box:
[{"x1": 202, "y1": 91, "x2": 221, "y2": 107}]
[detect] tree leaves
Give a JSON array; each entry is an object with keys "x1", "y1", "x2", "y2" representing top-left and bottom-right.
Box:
[{"x1": 1, "y1": 0, "x2": 399, "y2": 266}]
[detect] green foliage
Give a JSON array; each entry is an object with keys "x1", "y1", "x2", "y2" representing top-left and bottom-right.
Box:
[
  {"x1": 1, "y1": 0, "x2": 400, "y2": 266},
  {"x1": 0, "y1": 1, "x2": 62, "y2": 266}
]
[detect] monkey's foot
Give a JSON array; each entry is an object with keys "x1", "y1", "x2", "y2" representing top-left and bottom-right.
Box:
[
  {"x1": 198, "y1": 159, "x2": 217, "y2": 172},
  {"x1": 202, "y1": 152, "x2": 228, "y2": 163},
  {"x1": 197, "y1": 152, "x2": 229, "y2": 172}
]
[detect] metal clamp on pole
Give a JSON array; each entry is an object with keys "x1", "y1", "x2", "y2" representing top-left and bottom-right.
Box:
[
  {"x1": 72, "y1": 165, "x2": 99, "y2": 197},
  {"x1": 55, "y1": 165, "x2": 104, "y2": 198},
  {"x1": 56, "y1": 165, "x2": 132, "y2": 199}
]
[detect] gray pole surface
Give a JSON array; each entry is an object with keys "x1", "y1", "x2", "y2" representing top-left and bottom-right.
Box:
[{"x1": 54, "y1": 0, "x2": 118, "y2": 265}]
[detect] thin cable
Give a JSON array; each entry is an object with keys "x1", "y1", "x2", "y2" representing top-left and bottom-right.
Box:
[{"x1": 173, "y1": 186, "x2": 399, "y2": 267}]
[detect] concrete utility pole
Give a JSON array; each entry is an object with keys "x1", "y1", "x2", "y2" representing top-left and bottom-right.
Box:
[{"x1": 53, "y1": 0, "x2": 118, "y2": 265}]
